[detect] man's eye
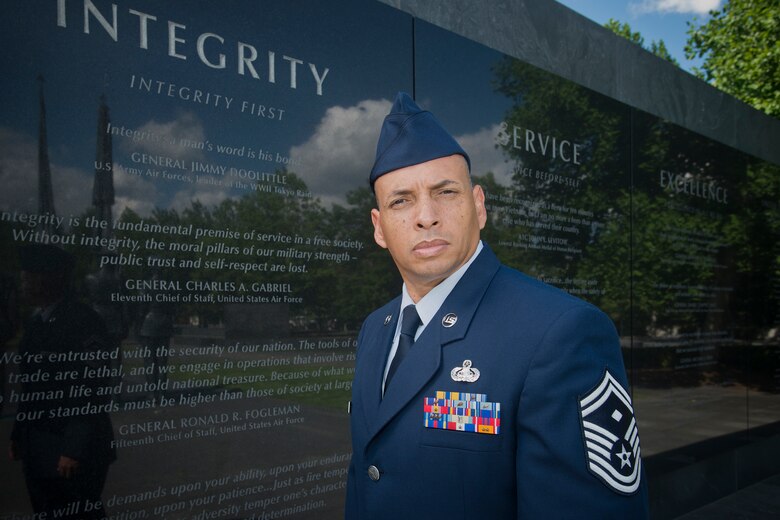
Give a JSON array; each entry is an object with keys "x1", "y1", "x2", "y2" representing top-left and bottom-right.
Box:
[{"x1": 389, "y1": 198, "x2": 407, "y2": 207}]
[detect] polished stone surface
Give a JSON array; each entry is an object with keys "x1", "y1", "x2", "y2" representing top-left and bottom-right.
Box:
[{"x1": 675, "y1": 473, "x2": 780, "y2": 519}]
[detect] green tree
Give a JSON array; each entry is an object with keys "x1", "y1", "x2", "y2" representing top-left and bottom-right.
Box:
[
  {"x1": 604, "y1": 18, "x2": 645, "y2": 46},
  {"x1": 649, "y1": 40, "x2": 678, "y2": 65},
  {"x1": 604, "y1": 18, "x2": 680, "y2": 66},
  {"x1": 685, "y1": 0, "x2": 780, "y2": 117}
]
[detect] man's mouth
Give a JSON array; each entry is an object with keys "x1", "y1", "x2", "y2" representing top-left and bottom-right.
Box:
[{"x1": 413, "y1": 239, "x2": 449, "y2": 257}]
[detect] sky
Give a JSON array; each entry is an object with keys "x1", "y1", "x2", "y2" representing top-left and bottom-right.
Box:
[{"x1": 555, "y1": 0, "x2": 721, "y2": 73}]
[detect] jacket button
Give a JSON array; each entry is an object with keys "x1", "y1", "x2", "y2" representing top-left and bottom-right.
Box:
[{"x1": 367, "y1": 465, "x2": 381, "y2": 481}]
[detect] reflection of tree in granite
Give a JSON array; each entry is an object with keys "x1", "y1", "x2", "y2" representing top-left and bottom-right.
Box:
[
  {"x1": 490, "y1": 55, "x2": 779, "y2": 397},
  {"x1": 722, "y1": 159, "x2": 780, "y2": 394},
  {"x1": 631, "y1": 114, "x2": 744, "y2": 337},
  {"x1": 722, "y1": 160, "x2": 780, "y2": 337},
  {"x1": 624, "y1": 106, "x2": 780, "y2": 396},
  {"x1": 490, "y1": 56, "x2": 630, "y2": 321},
  {"x1": 113, "y1": 172, "x2": 397, "y2": 333},
  {"x1": 312, "y1": 186, "x2": 399, "y2": 330}
]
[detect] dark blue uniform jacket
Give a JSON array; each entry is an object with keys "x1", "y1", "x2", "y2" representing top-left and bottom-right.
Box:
[{"x1": 346, "y1": 245, "x2": 649, "y2": 519}]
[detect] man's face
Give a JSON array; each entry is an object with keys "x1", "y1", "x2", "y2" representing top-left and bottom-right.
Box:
[{"x1": 371, "y1": 154, "x2": 486, "y2": 301}]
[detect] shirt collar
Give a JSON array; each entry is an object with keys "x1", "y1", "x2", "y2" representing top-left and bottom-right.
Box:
[{"x1": 400, "y1": 241, "x2": 483, "y2": 329}]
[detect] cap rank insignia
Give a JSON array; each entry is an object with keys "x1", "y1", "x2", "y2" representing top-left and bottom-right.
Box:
[{"x1": 579, "y1": 370, "x2": 642, "y2": 495}]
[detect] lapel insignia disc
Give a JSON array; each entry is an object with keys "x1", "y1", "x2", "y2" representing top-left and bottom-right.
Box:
[
  {"x1": 384, "y1": 314, "x2": 392, "y2": 325},
  {"x1": 579, "y1": 370, "x2": 642, "y2": 495},
  {"x1": 442, "y1": 313, "x2": 458, "y2": 328},
  {"x1": 451, "y1": 359, "x2": 480, "y2": 383}
]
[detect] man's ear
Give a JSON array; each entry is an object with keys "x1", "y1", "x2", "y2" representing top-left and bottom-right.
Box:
[
  {"x1": 473, "y1": 184, "x2": 487, "y2": 230},
  {"x1": 371, "y1": 208, "x2": 388, "y2": 249}
]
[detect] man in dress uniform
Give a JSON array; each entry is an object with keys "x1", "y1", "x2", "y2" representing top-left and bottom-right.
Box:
[
  {"x1": 345, "y1": 92, "x2": 649, "y2": 518},
  {"x1": 9, "y1": 244, "x2": 116, "y2": 519}
]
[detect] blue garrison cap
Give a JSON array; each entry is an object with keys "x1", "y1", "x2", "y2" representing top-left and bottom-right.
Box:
[{"x1": 370, "y1": 92, "x2": 470, "y2": 188}]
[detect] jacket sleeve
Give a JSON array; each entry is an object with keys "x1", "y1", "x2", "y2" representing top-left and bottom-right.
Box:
[{"x1": 515, "y1": 305, "x2": 649, "y2": 519}]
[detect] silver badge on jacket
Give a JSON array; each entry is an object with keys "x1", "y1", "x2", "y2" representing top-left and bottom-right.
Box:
[{"x1": 451, "y1": 359, "x2": 480, "y2": 383}]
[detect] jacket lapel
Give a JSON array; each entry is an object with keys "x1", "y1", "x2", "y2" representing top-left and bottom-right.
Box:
[
  {"x1": 372, "y1": 320, "x2": 442, "y2": 440},
  {"x1": 365, "y1": 245, "x2": 502, "y2": 446},
  {"x1": 436, "y1": 246, "x2": 500, "y2": 347},
  {"x1": 360, "y1": 299, "x2": 400, "y2": 433}
]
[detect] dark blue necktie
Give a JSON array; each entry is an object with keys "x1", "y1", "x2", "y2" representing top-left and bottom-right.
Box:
[{"x1": 386, "y1": 305, "x2": 421, "y2": 388}]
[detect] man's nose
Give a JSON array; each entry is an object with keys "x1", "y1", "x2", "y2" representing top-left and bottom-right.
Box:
[{"x1": 415, "y1": 197, "x2": 439, "y2": 229}]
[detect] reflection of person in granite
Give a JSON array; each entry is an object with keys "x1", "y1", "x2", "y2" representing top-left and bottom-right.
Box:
[
  {"x1": 346, "y1": 93, "x2": 649, "y2": 518},
  {"x1": 140, "y1": 271, "x2": 174, "y2": 399},
  {"x1": 8, "y1": 245, "x2": 116, "y2": 519},
  {"x1": 0, "y1": 271, "x2": 20, "y2": 415}
]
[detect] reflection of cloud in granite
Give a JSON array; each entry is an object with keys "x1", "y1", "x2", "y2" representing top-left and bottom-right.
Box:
[
  {"x1": 455, "y1": 123, "x2": 514, "y2": 186},
  {"x1": 289, "y1": 104, "x2": 516, "y2": 205},
  {"x1": 113, "y1": 163, "x2": 158, "y2": 217},
  {"x1": 169, "y1": 185, "x2": 232, "y2": 212},
  {"x1": 288, "y1": 99, "x2": 391, "y2": 205},
  {"x1": 111, "y1": 111, "x2": 232, "y2": 215},
  {"x1": 0, "y1": 127, "x2": 92, "y2": 217},
  {"x1": 121, "y1": 111, "x2": 206, "y2": 162}
]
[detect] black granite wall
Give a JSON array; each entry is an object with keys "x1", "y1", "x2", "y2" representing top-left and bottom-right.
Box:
[{"x1": 377, "y1": 0, "x2": 780, "y2": 166}]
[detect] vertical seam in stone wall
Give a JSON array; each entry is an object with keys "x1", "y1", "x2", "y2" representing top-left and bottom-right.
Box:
[{"x1": 629, "y1": 107, "x2": 636, "y2": 397}]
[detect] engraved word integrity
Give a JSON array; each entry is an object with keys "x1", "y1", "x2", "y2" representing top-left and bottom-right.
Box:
[{"x1": 56, "y1": 0, "x2": 330, "y2": 95}]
